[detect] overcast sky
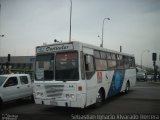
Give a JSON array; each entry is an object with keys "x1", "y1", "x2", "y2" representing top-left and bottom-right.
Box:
[{"x1": 0, "y1": 0, "x2": 160, "y2": 68}]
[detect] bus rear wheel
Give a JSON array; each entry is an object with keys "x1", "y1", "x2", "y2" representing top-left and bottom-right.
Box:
[{"x1": 125, "y1": 81, "x2": 130, "y2": 93}]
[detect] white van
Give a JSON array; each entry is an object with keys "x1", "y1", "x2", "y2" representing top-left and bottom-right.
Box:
[{"x1": 0, "y1": 74, "x2": 33, "y2": 105}]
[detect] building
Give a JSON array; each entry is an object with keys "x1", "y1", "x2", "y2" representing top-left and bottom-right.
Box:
[{"x1": 0, "y1": 56, "x2": 35, "y2": 78}]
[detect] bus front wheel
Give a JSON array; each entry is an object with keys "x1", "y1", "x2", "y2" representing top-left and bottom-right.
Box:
[{"x1": 94, "y1": 89, "x2": 104, "y2": 108}]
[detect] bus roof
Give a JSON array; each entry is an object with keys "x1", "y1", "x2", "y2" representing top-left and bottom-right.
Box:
[
  {"x1": 79, "y1": 41, "x2": 134, "y2": 57},
  {"x1": 36, "y1": 41, "x2": 134, "y2": 58}
]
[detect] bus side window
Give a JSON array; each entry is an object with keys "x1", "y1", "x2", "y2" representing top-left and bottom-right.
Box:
[
  {"x1": 84, "y1": 55, "x2": 89, "y2": 71},
  {"x1": 129, "y1": 57, "x2": 135, "y2": 67},
  {"x1": 84, "y1": 55, "x2": 95, "y2": 80},
  {"x1": 123, "y1": 56, "x2": 129, "y2": 68},
  {"x1": 80, "y1": 52, "x2": 85, "y2": 80},
  {"x1": 84, "y1": 55, "x2": 94, "y2": 71}
]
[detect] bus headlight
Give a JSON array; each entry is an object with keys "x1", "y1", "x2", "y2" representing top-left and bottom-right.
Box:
[{"x1": 66, "y1": 94, "x2": 75, "y2": 99}]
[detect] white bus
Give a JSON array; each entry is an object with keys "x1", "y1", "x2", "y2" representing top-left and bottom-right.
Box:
[{"x1": 34, "y1": 41, "x2": 136, "y2": 108}]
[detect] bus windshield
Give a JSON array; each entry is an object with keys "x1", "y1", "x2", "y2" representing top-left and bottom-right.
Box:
[
  {"x1": 36, "y1": 54, "x2": 54, "y2": 81},
  {"x1": 55, "y1": 52, "x2": 79, "y2": 81}
]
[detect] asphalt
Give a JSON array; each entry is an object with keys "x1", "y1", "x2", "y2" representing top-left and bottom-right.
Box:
[{"x1": 0, "y1": 81, "x2": 160, "y2": 120}]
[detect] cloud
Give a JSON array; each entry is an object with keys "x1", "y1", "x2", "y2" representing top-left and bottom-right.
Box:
[{"x1": 0, "y1": 0, "x2": 160, "y2": 68}]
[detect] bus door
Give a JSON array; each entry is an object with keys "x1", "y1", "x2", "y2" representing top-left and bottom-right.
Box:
[{"x1": 84, "y1": 54, "x2": 96, "y2": 105}]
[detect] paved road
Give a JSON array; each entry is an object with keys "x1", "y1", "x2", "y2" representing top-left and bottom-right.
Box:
[{"x1": 0, "y1": 82, "x2": 160, "y2": 120}]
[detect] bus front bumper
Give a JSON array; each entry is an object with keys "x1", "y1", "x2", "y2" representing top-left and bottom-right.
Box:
[{"x1": 34, "y1": 94, "x2": 86, "y2": 108}]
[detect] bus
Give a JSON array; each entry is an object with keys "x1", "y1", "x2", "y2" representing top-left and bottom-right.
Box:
[{"x1": 34, "y1": 41, "x2": 136, "y2": 108}]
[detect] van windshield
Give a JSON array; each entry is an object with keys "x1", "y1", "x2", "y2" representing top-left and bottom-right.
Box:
[{"x1": 0, "y1": 76, "x2": 7, "y2": 86}]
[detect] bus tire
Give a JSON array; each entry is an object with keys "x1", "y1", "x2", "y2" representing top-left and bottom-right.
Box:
[
  {"x1": 94, "y1": 89, "x2": 105, "y2": 108},
  {"x1": 125, "y1": 81, "x2": 130, "y2": 93}
]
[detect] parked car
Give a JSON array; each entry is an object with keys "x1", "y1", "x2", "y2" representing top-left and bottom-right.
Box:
[
  {"x1": 0, "y1": 74, "x2": 33, "y2": 105},
  {"x1": 136, "y1": 72, "x2": 147, "y2": 81},
  {"x1": 147, "y1": 74, "x2": 154, "y2": 80},
  {"x1": 147, "y1": 74, "x2": 160, "y2": 81}
]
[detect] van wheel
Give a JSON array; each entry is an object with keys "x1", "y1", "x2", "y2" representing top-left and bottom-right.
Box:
[
  {"x1": 125, "y1": 81, "x2": 130, "y2": 93},
  {"x1": 0, "y1": 98, "x2": 2, "y2": 107},
  {"x1": 31, "y1": 95, "x2": 35, "y2": 103}
]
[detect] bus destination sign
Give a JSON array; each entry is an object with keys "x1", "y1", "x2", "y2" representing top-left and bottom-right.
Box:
[{"x1": 36, "y1": 44, "x2": 74, "y2": 53}]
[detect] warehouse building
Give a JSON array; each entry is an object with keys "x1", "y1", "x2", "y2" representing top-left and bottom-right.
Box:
[{"x1": 0, "y1": 56, "x2": 35, "y2": 78}]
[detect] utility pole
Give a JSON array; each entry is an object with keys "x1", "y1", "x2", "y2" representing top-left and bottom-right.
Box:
[
  {"x1": 120, "y1": 46, "x2": 122, "y2": 52},
  {"x1": 69, "y1": 0, "x2": 72, "y2": 42},
  {"x1": 152, "y1": 53, "x2": 157, "y2": 81}
]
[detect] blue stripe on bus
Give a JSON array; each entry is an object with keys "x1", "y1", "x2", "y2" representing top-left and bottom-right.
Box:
[{"x1": 107, "y1": 69, "x2": 125, "y2": 97}]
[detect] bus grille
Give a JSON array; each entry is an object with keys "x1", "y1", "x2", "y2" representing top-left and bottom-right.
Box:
[{"x1": 45, "y1": 85, "x2": 64, "y2": 98}]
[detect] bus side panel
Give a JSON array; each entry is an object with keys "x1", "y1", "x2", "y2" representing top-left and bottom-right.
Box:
[
  {"x1": 85, "y1": 73, "x2": 99, "y2": 106},
  {"x1": 106, "y1": 68, "x2": 136, "y2": 97},
  {"x1": 104, "y1": 71, "x2": 115, "y2": 98},
  {"x1": 85, "y1": 71, "x2": 114, "y2": 106},
  {"x1": 84, "y1": 68, "x2": 136, "y2": 107},
  {"x1": 121, "y1": 68, "x2": 136, "y2": 92},
  {"x1": 107, "y1": 69, "x2": 125, "y2": 97}
]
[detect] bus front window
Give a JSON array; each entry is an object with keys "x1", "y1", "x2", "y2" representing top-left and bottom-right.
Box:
[
  {"x1": 36, "y1": 54, "x2": 54, "y2": 81},
  {"x1": 55, "y1": 52, "x2": 79, "y2": 81}
]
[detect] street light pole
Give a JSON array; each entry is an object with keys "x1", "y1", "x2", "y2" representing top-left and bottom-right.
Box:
[
  {"x1": 141, "y1": 49, "x2": 150, "y2": 69},
  {"x1": 0, "y1": 35, "x2": 4, "y2": 57},
  {"x1": 69, "y1": 0, "x2": 72, "y2": 42},
  {"x1": 0, "y1": 4, "x2": 4, "y2": 56},
  {"x1": 101, "y1": 17, "x2": 110, "y2": 47}
]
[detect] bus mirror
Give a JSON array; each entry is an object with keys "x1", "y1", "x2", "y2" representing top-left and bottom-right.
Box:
[{"x1": 86, "y1": 56, "x2": 91, "y2": 64}]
